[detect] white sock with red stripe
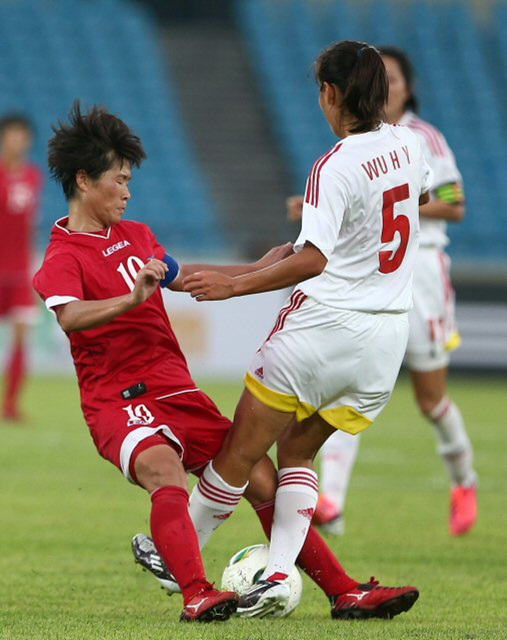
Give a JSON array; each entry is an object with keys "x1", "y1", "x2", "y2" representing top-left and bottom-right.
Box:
[
  {"x1": 262, "y1": 467, "x2": 319, "y2": 580},
  {"x1": 189, "y1": 461, "x2": 247, "y2": 549},
  {"x1": 428, "y1": 396, "x2": 476, "y2": 486}
]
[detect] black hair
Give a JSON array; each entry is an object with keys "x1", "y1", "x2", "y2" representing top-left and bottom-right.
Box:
[
  {"x1": 315, "y1": 40, "x2": 388, "y2": 134},
  {"x1": 48, "y1": 100, "x2": 146, "y2": 200},
  {"x1": 378, "y1": 46, "x2": 419, "y2": 114},
  {"x1": 0, "y1": 113, "x2": 35, "y2": 136}
]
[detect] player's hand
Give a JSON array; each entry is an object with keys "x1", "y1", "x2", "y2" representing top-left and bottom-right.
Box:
[
  {"x1": 182, "y1": 271, "x2": 235, "y2": 301},
  {"x1": 256, "y1": 242, "x2": 294, "y2": 269},
  {"x1": 286, "y1": 195, "x2": 304, "y2": 221},
  {"x1": 131, "y1": 259, "x2": 168, "y2": 305}
]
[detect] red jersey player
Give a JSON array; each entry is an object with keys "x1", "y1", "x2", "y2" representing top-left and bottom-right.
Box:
[
  {"x1": 34, "y1": 101, "x2": 420, "y2": 622},
  {"x1": 0, "y1": 114, "x2": 42, "y2": 422}
]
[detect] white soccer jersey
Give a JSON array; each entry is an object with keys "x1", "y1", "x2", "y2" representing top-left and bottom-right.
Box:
[
  {"x1": 399, "y1": 111, "x2": 462, "y2": 248},
  {"x1": 295, "y1": 122, "x2": 432, "y2": 313}
]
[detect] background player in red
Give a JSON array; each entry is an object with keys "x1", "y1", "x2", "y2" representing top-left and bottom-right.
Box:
[
  {"x1": 34, "y1": 101, "x2": 382, "y2": 623},
  {"x1": 0, "y1": 114, "x2": 42, "y2": 422}
]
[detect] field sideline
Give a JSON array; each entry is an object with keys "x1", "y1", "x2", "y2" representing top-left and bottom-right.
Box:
[{"x1": 0, "y1": 374, "x2": 505, "y2": 639}]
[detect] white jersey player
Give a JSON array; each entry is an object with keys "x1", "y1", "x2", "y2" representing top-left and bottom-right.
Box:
[
  {"x1": 314, "y1": 46, "x2": 477, "y2": 539},
  {"x1": 183, "y1": 41, "x2": 430, "y2": 619}
]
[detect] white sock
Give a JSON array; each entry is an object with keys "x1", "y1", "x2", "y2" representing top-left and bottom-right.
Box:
[
  {"x1": 320, "y1": 430, "x2": 360, "y2": 512},
  {"x1": 189, "y1": 461, "x2": 248, "y2": 549},
  {"x1": 428, "y1": 397, "x2": 476, "y2": 486},
  {"x1": 263, "y1": 467, "x2": 319, "y2": 579}
]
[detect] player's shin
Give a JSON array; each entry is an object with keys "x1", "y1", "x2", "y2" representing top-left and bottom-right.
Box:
[
  {"x1": 189, "y1": 461, "x2": 248, "y2": 548},
  {"x1": 261, "y1": 467, "x2": 319, "y2": 580},
  {"x1": 150, "y1": 485, "x2": 210, "y2": 603},
  {"x1": 428, "y1": 396, "x2": 475, "y2": 485},
  {"x1": 254, "y1": 499, "x2": 358, "y2": 596}
]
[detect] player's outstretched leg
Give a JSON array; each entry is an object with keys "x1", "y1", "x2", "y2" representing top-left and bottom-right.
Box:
[
  {"x1": 134, "y1": 445, "x2": 238, "y2": 622},
  {"x1": 331, "y1": 577, "x2": 419, "y2": 620}
]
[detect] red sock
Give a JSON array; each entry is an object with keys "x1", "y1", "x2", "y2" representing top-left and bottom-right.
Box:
[
  {"x1": 151, "y1": 486, "x2": 211, "y2": 603},
  {"x1": 3, "y1": 342, "x2": 26, "y2": 416},
  {"x1": 254, "y1": 500, "x2": 358, "y2": 597}
]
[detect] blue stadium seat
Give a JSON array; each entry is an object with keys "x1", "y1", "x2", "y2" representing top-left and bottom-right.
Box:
[
  {"x1": 0, "y1": 0, "x2": 224, "y2": 255},
  {"x1": 235, "y1": 0, "x2": 507, "y2": 263}
]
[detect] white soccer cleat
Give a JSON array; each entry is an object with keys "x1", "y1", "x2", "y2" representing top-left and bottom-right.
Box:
[
  {"x1": 236, "y1": 580, "x2": 291, "y2": 618},
  {"x1": 131, "y1": 533, "x2": 181, "y2": 595}
]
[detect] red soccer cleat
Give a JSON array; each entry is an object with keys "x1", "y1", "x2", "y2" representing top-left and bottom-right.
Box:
[
  {"x1": 313, "y1": 494, "x2": 340, "y2": 525},
  {"x1": 450, "y1": 484, "x2": 478, "y2": 536},
  {"x1": 180, "y1": 587, "x2": 239, "y2": 623},
  {"x1": 313, "y1": 494, "x2": 345, "y2": 535},
  {"x1": 331, "y1": 577, "x2": 419, "y2": 620}
]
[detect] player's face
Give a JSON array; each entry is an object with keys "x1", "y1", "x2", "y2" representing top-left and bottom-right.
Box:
[
  {"x1": 382, "y1": 55, "x2": 411, "y2": 123},
  {"x1": 0, "y1": 125, "x2": 33, "y2": 162},
  {"x1": 84, "y1": 161, "x2": 132, "y2": 228}
]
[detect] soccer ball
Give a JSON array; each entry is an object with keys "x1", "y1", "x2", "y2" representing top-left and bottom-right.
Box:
[{"x1": 221, "y1": 544, "x2": 303, "y2": 617}]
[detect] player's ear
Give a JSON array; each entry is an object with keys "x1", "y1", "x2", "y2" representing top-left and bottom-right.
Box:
[
  {"x1": 75, "y1": 169, "x2": 89, "y2": 193},
  {"x1": 320, "y1": 82, "x2": 335, "y2": 104}
]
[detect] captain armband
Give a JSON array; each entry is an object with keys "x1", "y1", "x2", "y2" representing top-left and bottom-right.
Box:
[
  {"x1": 434, "y1": 182, "x2": 465, "y2": 205},
  {"x1": 159, "y1": 253, "x2": 180, "y2": 288}
]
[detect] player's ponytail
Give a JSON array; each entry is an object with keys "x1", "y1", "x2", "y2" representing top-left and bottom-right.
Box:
[{"x1": 315, "y1": 40, "x2": 388, "y2": 134}]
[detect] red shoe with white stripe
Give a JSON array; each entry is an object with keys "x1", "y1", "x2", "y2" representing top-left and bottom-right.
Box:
[
  {"x1": 180, "y1": 587, "x2": 239, "y2": 623},
  {"x1": 331, "y1": 577, "x2": 419, "y2": 620}
]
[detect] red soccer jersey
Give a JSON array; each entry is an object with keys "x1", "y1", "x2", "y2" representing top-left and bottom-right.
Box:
[
  {"x1": 33, "y1": 217, "x2": 196, "y2": 422},
  {"x1": 0, "y1": 161, "x2": 42, "y2": 274}
]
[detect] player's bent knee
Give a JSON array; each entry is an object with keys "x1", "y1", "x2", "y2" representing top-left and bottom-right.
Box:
[
  {"x1": 244, "y1": 456, "x2": 278, "y2": 506},
  {"x1": 418, "y1": 395, "x2": 445, "y2": 418},
  {"x1": 133, "y1": 443, "x2": 187, "y2": 492}
]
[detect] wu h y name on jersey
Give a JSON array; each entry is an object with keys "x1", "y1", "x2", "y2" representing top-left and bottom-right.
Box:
[{"x1": 361, "y1": 145, "x2": 412, "y2": 182}]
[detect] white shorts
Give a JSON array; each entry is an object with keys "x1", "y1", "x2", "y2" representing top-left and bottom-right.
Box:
[
  {"x1": 405, "y1": 248, "x2": 460, "y2": 372},
  {"x1": 245, "y1": 291, "x2": 409, "y2": 435}
]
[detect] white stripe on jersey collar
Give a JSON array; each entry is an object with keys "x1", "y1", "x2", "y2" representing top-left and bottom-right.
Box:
[{"x1": 55, "y1": 216, "x2": 112, "y2": 239}]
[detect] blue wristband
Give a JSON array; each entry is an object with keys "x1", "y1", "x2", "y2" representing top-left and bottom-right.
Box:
[{"x1": 159, "y1": 253, "x2": 180, "y2": 288}]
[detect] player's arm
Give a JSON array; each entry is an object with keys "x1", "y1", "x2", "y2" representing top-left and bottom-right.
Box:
[
  {"x1": 286, "y1": 195, "x2": 304, "y2": 221},
  {"x1": 420, "y1": 182, "x2": 465, "y2": 221},
  {"x1": 168, "y1": 243, "x2": 294, "y2": 292},
  {"x1": 419, "y1": 191, "x2": 430, "y2": 206},
  {"x1": 55, "y1": 259, "x2": 168, "y2": 332},
  {"x1": 182, "y1": 242, "x2": 326, "y2": 301}
]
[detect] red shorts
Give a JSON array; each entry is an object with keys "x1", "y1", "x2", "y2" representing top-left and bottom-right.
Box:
[
  {"x1": 0, "y1": 273, "x2": 38, "y2": 319},
  {"x1": 87, "y1": 389, "x2": 232, "y2": 483}
]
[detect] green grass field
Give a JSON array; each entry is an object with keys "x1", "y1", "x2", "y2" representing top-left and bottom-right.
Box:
[{"x1": 0, "y1": 374, "x2": 506, "y2": 640}]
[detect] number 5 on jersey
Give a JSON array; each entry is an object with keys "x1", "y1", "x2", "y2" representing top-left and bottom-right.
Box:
[{"x1": 379, "y1": 183, "x2": 411, "y2": 274}]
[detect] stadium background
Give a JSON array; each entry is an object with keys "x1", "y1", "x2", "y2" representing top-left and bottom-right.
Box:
[
  {"x1": 1, "y1": 3, "x2": 506, "y2": 638},
  {"x1": 0, "y1": 0, "x2": 506, "y2": 375}
]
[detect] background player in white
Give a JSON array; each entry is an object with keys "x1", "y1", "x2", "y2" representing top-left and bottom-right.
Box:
[
  {"x1": 183, "y1": 40, "x2": 432, "y2": 618},
  {"x1": 293, "y1": 46, "x2": 477, "y2": 538}
]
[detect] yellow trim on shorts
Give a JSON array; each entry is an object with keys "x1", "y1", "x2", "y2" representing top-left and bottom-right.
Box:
[
  {"x1": 245, "y1": 372, "x2": 372, "y2": 435},
  {"x1": 245, "y1": 372, "x2": 299, "y2": 413},
  {"x1": 317, "y1": 406, "x2": 373, "y2": 435},
  {"x1": 445, "y1": 330, "x2": 461, "y2": 352}
]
